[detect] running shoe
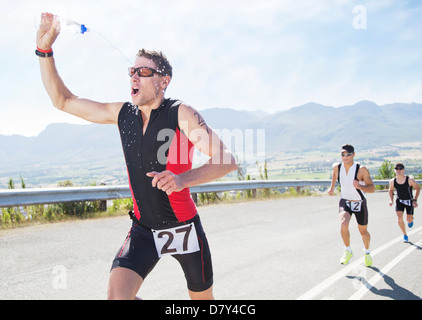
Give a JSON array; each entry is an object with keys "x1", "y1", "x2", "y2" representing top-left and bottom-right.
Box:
[
  {"x1": 408, "y1": 221, "x2": 414, "y2": 228},
  {"x1": 340, "y1": 250, "x2": 353, "y2": 265},
  {"x1": 403, "y1": 235, "x2": 409, "y2": 243},
  {"x1": 364, "y1": 253, "x2": 373, "y2": 267}
]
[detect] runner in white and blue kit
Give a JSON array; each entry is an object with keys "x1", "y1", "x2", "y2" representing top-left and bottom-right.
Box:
[{"x1": 328, "y1": 144, "x2": 375, "y2": 267}]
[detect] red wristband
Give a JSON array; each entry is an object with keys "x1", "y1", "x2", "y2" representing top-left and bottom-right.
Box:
[{"x1": 37, "y1": 47, "x2": 53, "y2": 53}]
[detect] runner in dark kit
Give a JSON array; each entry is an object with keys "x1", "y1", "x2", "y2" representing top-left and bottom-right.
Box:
[
  {"x1": 36, "y1": 12, "x2": 237, "y2": 300},
  {"x1": 388, "y1": 163, "x2": 420, "y2": 242}
]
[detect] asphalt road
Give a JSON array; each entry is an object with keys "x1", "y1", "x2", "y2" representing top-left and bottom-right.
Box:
[{"x1": 1, "y1": 192, "x2": 421, "y2": 300}]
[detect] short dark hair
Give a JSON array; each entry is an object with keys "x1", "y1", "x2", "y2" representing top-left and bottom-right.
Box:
[
  {"x1": 341, "y1": 144, "x2": 354, "y2": 153},
  {"x1": 136, "y1": 49, "x2": 173, "y2": 78}
]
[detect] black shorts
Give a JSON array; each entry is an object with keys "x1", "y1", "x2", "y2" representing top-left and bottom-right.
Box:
[
  {"x1": 396, "y1": 199, "x2": 414, "y2": 216},
  {"x1": 339, "y1": 198, "x2": 369, "y2": 226},
  {"x1": 111, "y1": 214, "x2": 213, "y2": 292}
]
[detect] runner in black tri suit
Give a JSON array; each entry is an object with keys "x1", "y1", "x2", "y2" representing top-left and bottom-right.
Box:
[
  {"x1": 389, "y1": 163, "x2": 420, "y2": 242},
  {"x1": 36, "y1": 13, "x2": 237, "y2": 300}
]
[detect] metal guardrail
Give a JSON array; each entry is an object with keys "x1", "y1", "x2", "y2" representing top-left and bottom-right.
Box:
[
  {"x1": 0, "y1": 185, "x2": 131, "y2": 208},
  {"x1": 0, "y1": 179, "x2": 409, "y2": 208}
]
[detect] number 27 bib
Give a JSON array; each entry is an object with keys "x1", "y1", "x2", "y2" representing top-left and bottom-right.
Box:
[{"x1": 152, "y1": 223, "x2": 200, "y2": 258}]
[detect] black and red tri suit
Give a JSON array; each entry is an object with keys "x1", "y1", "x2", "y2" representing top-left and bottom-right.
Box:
[
  {"x1": 113, "y1": 98, "x2": 213, "y2": 292},
  {"x1": 118, "y1": 98, "x2": 197, "y2": 229}
]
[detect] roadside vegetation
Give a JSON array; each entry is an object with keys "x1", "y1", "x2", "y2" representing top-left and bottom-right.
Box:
[
  {"x1": 2, "y1": 160, "x2": 420, "y2": 229},
  {"x1": 0, "y1": 161, "x2": 315, "y2": 229},
  {"x1": 0, "y1": 178, "x2": 134, "y2": 229},
  {"x1": 373, "y1": 160, "x2": 422, "y2": 190}
]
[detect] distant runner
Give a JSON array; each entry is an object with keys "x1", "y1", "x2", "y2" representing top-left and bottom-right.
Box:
[
  {"x1": 328, "y1": 144, "x2": 375, "y2": 267},
  {"x1": 388, "y1": 163, "x2": 420, "y2": 242},
  {"x1": 36, "y1": 12, "x2": 237, "y2": 300}
]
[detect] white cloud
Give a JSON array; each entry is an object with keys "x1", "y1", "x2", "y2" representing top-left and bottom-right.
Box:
[{"x1": 1, "y1": 0, "x2": 422, "y2": 136}]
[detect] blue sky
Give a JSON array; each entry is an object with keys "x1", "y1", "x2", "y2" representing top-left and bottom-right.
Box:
[{"x1": 1, "y1": 0, "x2": 421, "y2": 136}]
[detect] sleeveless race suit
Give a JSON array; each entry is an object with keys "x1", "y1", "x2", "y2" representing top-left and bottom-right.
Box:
[
  {"x1": 338, "y1": 162, "x2": 369, "y2": 226},
  {"x1": 118, "y1": 98, "x2": 197, "y2": 229},
  {"x1": 394, "y1": 176, "x2": 414, "y2": 215},
  {"x1": 112, "y1": 99, "x2": 213, "y2": 291}
]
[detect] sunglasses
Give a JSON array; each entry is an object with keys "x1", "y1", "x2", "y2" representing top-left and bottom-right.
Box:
[
  {"x1": 128, "y1": 66, "x2": 166, "y2": 78},
  {"x1": 341, "y1": 152, "x2": 354, "y2": 157},
  {"x1": 395, "y1": 167, "x2": 404, "y2": 170}
]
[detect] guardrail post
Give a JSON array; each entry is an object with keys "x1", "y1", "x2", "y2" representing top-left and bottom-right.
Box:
[
  {"x1": 99, "y1": 200, "x2": 107, "y2": 211},
  {"x1": 99, "y1": 183, "x2": 107, "y2": 211},
  {"x1": 191, "y1": 193, "x2": 198, "y2": 205}
]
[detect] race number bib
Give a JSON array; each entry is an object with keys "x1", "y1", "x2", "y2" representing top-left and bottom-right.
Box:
[
  {"x1": 346, "y1": 200, "x2": 363, "y2": 212},
  {"x1": 152, "y1": 223, "x2": 200, "y2": 258},
  {"x1": 399, "y1": 199, "x2": 412, "y2": 206}
]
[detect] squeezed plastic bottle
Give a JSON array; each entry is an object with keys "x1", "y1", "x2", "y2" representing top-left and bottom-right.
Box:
[
  {"x1": 55, "y1": 16, "x2": 89, "y2": 34},
  {"x1": 35, "y1": 14, "x2": 89, "y2": 34},
  {"x1": 35, "y1": 13, "x2": 131, "y2": 64}
]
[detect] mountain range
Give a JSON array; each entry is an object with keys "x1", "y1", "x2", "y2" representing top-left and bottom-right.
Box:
[
  {"x1": 1, "y1": 100, "x2": 421, "y2": 187},
  {"x1": 248, "y1": 100, "x2": 422, "y2": 152},
  {"x1": 195, "y1": 100, "x2": 422, "y2": 155}
]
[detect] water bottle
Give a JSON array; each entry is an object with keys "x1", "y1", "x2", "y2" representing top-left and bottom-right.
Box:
[
  {"x1": 34, "y1": 13, "x2": 132, "y2": 64},
  {"x1": 35, "y1": 14, "x2": 89, "y2": 34},
  {"x1": 56, "y1": 16, "x2": 89, "y2": 34}
]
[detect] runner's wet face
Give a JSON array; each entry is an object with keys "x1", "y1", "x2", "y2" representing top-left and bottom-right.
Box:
[{"x1": 130, "y1": 56, "x2": 163, "y2": 106}]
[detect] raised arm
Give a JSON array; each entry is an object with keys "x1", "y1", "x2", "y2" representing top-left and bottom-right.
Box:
[{"x1": 36, "y1": 13, "x2": 122, "y2": 124}]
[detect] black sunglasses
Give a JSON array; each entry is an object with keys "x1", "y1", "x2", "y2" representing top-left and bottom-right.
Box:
[
  {"x1": 395, "y1": 167, "x2": 404, "y2": 170},
  {"x1": 128, "y1": 66, "x2": 166, "y2": 78}
]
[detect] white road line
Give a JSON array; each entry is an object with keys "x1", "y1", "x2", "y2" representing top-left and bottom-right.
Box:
[
  {"x1": 348, "y1": 238, "x2": 422, "y2": 300},
  {"x1": 296, "y1": 225, "x2": 422, "y2": 300}
]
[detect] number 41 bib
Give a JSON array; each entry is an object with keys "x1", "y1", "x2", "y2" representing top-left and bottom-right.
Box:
[
  {"x1": 152, "y1": 223, "x2": 200, "y2": 258},
  {"x1": 399, "y1": 199, "x2": 412, "y2": 206}
]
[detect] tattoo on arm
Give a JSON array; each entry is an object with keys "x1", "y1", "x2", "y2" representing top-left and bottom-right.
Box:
[{"x1": 194, "y1": 112, "x2": 210, "y2": 134}]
